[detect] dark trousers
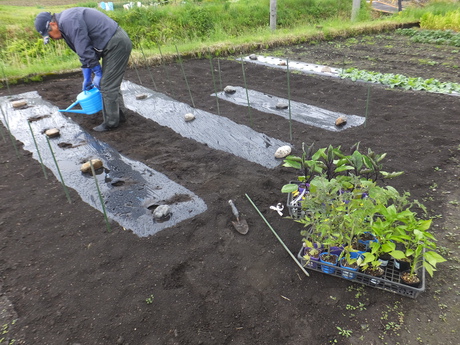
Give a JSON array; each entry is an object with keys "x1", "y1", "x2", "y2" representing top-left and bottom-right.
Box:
[{"x1": 100, "y1": 27, "x2": 132, "y2": 127}]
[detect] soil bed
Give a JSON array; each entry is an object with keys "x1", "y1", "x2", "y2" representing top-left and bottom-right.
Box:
[{"x1": 1, "y1": 32, "x2": 460, "y2": 345}]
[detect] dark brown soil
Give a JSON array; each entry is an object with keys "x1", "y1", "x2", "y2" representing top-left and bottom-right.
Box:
[{"x1": 1, "y1": 32, "x2": 460, "y2": 345}]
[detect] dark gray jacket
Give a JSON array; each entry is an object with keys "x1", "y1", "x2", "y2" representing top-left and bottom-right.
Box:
[{"x1": 55, "y1": 7, "x2": 118, "y2": 69}]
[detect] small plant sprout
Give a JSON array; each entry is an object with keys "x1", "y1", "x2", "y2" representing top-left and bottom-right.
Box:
[
  {"x1": 337, "y1": 326, "x2": 353, "y2": 338},
  {"x1": 145, "y1": 294, "x2": 154, "y2": 304}
]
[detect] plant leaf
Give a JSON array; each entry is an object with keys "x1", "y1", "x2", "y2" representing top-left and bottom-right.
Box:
[{"x1": 281, "y1": 184, "x2": 299, "y2": 193}]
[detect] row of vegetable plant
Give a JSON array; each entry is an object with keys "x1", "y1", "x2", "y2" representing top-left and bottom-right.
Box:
[
  {"x1": 339, "y1": 67, "x2": 460, "y2": 94},
  {"x1": 396, "y1": 28, "x2": 460, "y2": 46}
]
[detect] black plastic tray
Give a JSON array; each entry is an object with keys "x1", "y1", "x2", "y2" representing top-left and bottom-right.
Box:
[{"x1": 297, "y1": 248, "x2": 425, "y2": 298}]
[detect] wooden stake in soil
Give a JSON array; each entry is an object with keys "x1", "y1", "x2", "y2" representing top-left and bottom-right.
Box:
[
  {"x1": 208, "y1": 53, "x2": 221, "y2": 115},
  {"x1": 365, "y1": 86, "x2": 371, "y2": 128},
  {"x1": 240, "y1": 56, "x2": 253, "y2": 128},
  {"x1": 0, "y1": 105, "x2": 20, "y2": 158},
  {"x1": 46, "y1": 136, "x2": 71, "y2": 204},
  {"x1": 175, "y1": 45, "x2": 195, "y2": 108},
  {"x1": 89, "y1": 160, "x2": 111, "y2": 233},
  {"x1": 245, "y1": 193, "x2": 310, "y2": 277},
  {"x1": 27, "y1": 120, "x2": 48, "y2": 179},
  {"x1": 139, "y1": 43, "x2": 158, "y2": 91},
  {"x1": 286, "y1": 58, "x2": 293, "y2": 141}
]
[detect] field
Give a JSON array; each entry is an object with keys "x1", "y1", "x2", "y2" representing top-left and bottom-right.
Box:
[{"x1": 1, "y1": 31, "x2": 460, "y2": 344}]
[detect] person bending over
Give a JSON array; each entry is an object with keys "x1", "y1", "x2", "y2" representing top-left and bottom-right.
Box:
[{"x1": 35, "y1": 7, "x2": 132, "y2": 132}]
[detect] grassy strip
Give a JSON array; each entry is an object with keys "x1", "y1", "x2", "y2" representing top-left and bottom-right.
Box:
[
  {"x1": 2, "y1": 19, "x2": 419, "y2": 85},
  {"x1": 1, "y1": 0, "x2": 459, "y2": 84},
  {"x1": 0, "y1": 0, "x2": 422, "y2": 84}
]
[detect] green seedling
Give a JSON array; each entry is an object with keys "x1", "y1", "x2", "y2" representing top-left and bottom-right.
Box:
[
  {"x1": 337, "y1": 326, "x2": 352, "y2": 338},
  {"x1": 145, "y1": 294, "x2": 154, "y2": 304}
]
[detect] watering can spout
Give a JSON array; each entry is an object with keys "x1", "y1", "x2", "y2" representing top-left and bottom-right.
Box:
[
  {"x1": 58, "y1": 88, "x2": 103, "y2": 115},
  {"x1": 59, "y1": 100, "x2": 87, "y2": 114}
]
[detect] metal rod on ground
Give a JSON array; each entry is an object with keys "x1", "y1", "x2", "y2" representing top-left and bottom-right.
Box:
[
  {"x1": 175, "y1": 45, "x2": 195, "y2": 108},
  {"x1": 89, "y1": 160, "x2": 111, "y2": 233},
  {"x1": 46, "y1": 136, "x2": 71, "y2": 204},
  {"x1": 245, "y1": 193, "x2": 310, "y2": 277},
  {"x1": 240, "y1": 55, "x2": 253, "y2": 128},
  {"x1": 158, "y1": 45, "x2": 172, "y2": 92},
  {"x1": 27, "y1": 120, "x2": 48, "y2": 179},
  {"x1": 139, "y1": 43, "x2": 158, "y2": 91},
  {"x1": 208, "y1": 53, "x2": 221, "y2": 115},
  {"x1": 365, "y1": 86, "x2": 371, "y2": 128},
  {"x1": 1, "y1": 63, "x2": 10, "y2": 95},
  {"x1": 286, "y1": 58, "x2": 293, "y2": 141},
  {"x1": 0, "y1": 105, "x2": 20, "y2": 158}
]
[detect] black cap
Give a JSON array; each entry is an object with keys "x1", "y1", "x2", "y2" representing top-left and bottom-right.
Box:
[{"x1": 34, "y1": 12, "x2": 52, "y2": 44}]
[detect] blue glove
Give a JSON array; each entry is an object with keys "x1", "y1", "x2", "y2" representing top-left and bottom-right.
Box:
[
  {"x1": 82, "y1": 68, "x2": 92, "y2": 91},
  {"x1": 91, "y1": 64, "x2": 102, "y2": 89}
]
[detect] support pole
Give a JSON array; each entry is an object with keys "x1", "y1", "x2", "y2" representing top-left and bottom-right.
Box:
[
  {"x1": 351, "y1": 0, "x2": 361, "y2": 21},
  {"x1": 270, "y1": 0, "x2": 277, "y2": 31},
  {"x1": 246, "y1": 194, "x2": 310, "y2": 277}
]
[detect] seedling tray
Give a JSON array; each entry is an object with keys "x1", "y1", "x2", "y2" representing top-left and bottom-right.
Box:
[{"x1": 297, "y1": 248, "x2": 425, "y2": 298}]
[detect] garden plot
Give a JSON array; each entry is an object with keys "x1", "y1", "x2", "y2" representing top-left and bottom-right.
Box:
[
  {"x1": 0, "y1": 91, "x2": 207, "y2": 237},
  {"x1": 244, "y1": 55, "x2": 460, "y2": 97},
  {"x1": 241, "y1": 55, "x2": 342, "y2": 78},
  {"x1": 215, "y1": 86, "x2": 365, "y2": 131},
  {"x1": 121, "y1": 81, "x2": 289, "y2": 169}
]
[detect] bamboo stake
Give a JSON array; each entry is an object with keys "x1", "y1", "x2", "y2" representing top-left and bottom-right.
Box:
[
  {"x1": 158, "y1": 45, "x2": 172, "y2": 92},
  {"x1": 27, "y1": 120, "x2": 48, "y2": 179},
  {"x1": 175, "y1": 45, "x2": 195, "y2": 108},
  {"x1": 139, "y1": 43, "x2": 158, "y2": 90},
  {"x1": 208, "y1": 53, "x2": 221, "y2": 115},
  {"x1": 240, "y1": 56, "x2": 253, "y2": 128},
  {"x1": 286, "y1": 58, "x2": 293, "y2": 141},
  {"x1": 365, "y1": 86, "x2": 371, "y2": 128},
  {"x1": 46, "y1": 136, "x2": 71, "y2": 204},
  {"x1": 245, "y1": 193, "x2": 310, "y2": 277},
  {"x1": 89, "y1": 160, "x2": 111, "y2": 233},
  {"x1": 0, "y1": 105, "x2": 19, "y2": 158}
]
